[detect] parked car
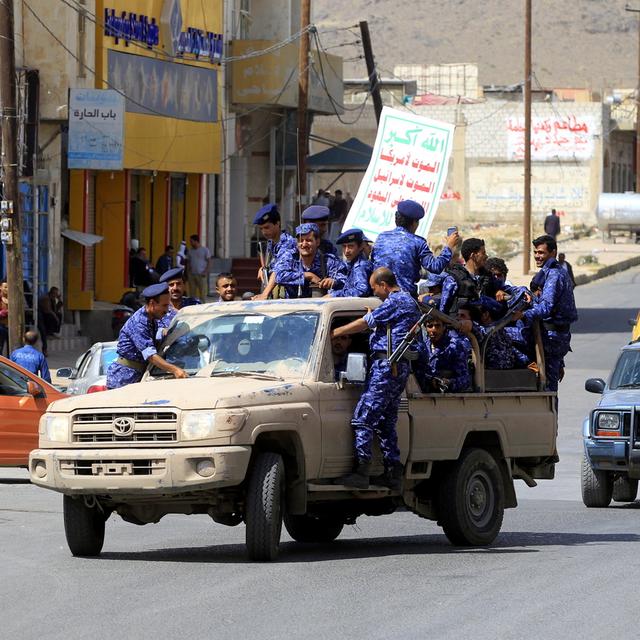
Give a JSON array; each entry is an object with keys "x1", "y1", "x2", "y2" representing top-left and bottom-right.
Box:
[
  {"x1": 0, "y1": 355, "x2": 66, "y2": 466},
  {"x1": 57, "y1": 341, "x2": 117, "y2": 394},
  {"x1": 582, "y1": 341, "x2": 640, "y2": 507}
]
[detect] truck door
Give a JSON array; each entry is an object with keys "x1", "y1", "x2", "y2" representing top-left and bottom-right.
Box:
[{"x1": 316, "y1": 315, "x2": 410, "y2": 479}]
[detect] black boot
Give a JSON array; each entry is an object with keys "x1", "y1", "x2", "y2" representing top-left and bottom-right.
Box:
[
  {"x1": 371, "y1": 461, "x2": 404, "y2": 491},
  {"x1": 335, "y1": 460, "x2": 371, "y2": 489}
]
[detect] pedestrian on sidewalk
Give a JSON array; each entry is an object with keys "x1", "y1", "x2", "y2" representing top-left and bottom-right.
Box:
[
  {"x1": 544, "y1": 208, "x2": 561, "y2": 240},
  {"x1": 0, "y1": 281, "x2": 8, "y2": 356},
  {"x1": 185, "y1": 234, "x2": 212, "y2": 301},
  {"x1": 10, "y1": 330, "x2": 51, "y2": 383}
]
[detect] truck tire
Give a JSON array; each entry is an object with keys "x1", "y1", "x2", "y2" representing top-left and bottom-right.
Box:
[
  {"x1": 284, "y1": 513, "x2": 344, "y2": 543},
  {"x1": 612, "y1": 475, "x2": 638, "y2": 503},
  {"x1": 437, "y1": 448, "x2": 504, "y2": 546},
  {"x1": 63, "y1": 495, "x2": 106, "y2": 557},
  {"x1": 245, "y1": 452, "x2": 285, "y2": 561},
  {"x1": 581, "y1": 453, "x2": 612, "y2": 508}
]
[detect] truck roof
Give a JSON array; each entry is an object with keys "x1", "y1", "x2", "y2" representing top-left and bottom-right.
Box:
[
  {"x1": 622, "y1": 340, "x2": 640, "y2": 351},
  {"x1": 177, "y1": 297, "x2": 383, "y2": 316}
]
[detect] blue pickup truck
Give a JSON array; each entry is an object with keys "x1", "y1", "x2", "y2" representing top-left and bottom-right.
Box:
[{"x1": 582, "y1": 341, "x2": 640, "y2": 507}]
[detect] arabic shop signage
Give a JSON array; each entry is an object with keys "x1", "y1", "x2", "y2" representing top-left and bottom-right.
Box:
[
  {"x1": 506, "y1": 115, "x2": 596, "y2": 161},
  {"x1": 342, "y1": 107, "x2": 454, "y2": 241},
  {"x1": 68, "y1": 89, "x2": 125, "y2": 170},
  {"x1": 104, "y1": 4, "x2": 223, "y2": 63}
]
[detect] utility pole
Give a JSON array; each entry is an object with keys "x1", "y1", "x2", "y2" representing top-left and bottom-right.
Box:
[
  {"x1": 626, "y1": 4, "x2": 640, "y2": 191},
  {"x1": 359, "y1": 21, "x2": 383, "y2": 125},
  {"x1": 523, "y1": 0, "x2": 532, "y2": 274},
  {"x1": 0, "y1": 0, "x2": 25, "y2": 351},
  {"x1": 296, "y1": 0, "x2": 311, "y2": 217}
]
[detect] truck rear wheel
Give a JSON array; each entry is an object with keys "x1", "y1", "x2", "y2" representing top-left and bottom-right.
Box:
[
  {"x1": 245, "y1": 452, "x2": 285, "y2": 561},
  {"x1": 612, "y1": 475, "x2": 638, "y2": 503},
  {"x1": 437, "y1": 448, "x2": 504, "y2": 546},
  {"x1": 581, "y1": 453, "x2": 612, "y2": 507},
  {"x1": 63, "y1": 495, "x2": 106, "y2": 557},
  {"x1": 284, "y1": 513, "x2": 344, "y2": 543}
]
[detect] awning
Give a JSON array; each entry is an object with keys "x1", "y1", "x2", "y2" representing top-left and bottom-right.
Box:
[
  {"x1": 61, "y1": 228, "x2": 104, "y2": 247},
  {"x1": 306, "y1": 137, "x2": 373, "y2": 173}
]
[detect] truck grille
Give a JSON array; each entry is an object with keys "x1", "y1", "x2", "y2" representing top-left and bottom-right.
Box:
[
  {"x1": 59, "y1": 459, "x2": 166, "y2": 476},
  {"x1": 71, "y1": 411, "x2": 178, "y2": 444}
]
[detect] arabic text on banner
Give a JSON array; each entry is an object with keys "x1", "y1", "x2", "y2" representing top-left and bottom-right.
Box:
[
  {"x1": 341, "y1": 107, "x2": 454, "y2": 241},
  {"x1": 68, "y1": 89, "x2": 125, "y2": 170}
]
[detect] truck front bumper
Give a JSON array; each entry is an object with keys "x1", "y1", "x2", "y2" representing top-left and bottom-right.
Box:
[
  {"x1": 29, "y1": 446, "x2": 252, "y2": 495},
  {"x1": 584, "y1": 438, "x2": 628, "y2": 471}
]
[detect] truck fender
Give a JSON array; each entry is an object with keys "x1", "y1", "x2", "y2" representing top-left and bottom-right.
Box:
[{"x1": 252, "y1": 425, "x2": 306, "y2": 515}]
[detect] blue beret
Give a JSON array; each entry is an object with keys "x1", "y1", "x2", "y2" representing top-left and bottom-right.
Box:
[
  {"x1": 362, "y1": 234, "x2": 372, "y2": 243},
  {"x1": 397, "y1": 199, "x2": 425, "y2": 220},
  {"x1": 159, "y1": 267, "x2": 185, "y2": 283},
  {"x1": 301, "y1": 205, "x2": 330, "y2": 221},
  {"x1": 253, "y1": 203, "x2": 280, "y2": 225},
  {"x1": 337, "y1": 228, "x2": 364, "y2": 244},
  {"x1": 142, "y1": 282, "x2": 169, "y2": 299},
  {"x1": 295, "y1": 222, "x2": 320, "y2": 236}
]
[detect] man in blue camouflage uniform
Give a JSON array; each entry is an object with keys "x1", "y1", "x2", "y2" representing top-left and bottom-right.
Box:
[
  {"x1": 419, "y1": 317, "x2": 471, "y2": 392},
  {"x1": 372, "y1": 199, "x2": 459, "y2": 297},
  {"x1": 332, "y1": 267, "x2": 420, "y2": 490},
  {"x1": 106, "y1": 283, "x2": 188, "y2": 389},
  {"x1": 274, "y1": 223, "x2": 347, "y2": 298},
  {"x1": 252, "y1": 204, "x2": 298, "y2": 300},
  {"x1": 156, "y1": 267, "x2": 201, "y2": 336},
  {"x1": 301, "y1": 205, "x2": 338, "y2": 256},
  {"x1": 329, "y1": 228, "x2": 372, "y2": 298},
  {"x1": 522, "y1": 234, "x2": 578, "y2": 392}
]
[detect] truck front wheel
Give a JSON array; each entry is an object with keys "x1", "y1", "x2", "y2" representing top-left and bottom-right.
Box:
[
  {"x1": 284, "y1": 513, "x2": 344, "y2": 543},
  {"x1": 245, "y1": 452, "x2": 285, "y2": 561},
  {"x1": 612, "y1": 475, "x2": 638, "y2": 503},
  {"x1": 437, "y1": 448, "x2": 505, "y2": 546},
  {"x1": 63, "y1": 495, "x2": 106, "y2": 557},
  {"x1": 581, "y1": 453, "x2": 613, "y2": 507}
]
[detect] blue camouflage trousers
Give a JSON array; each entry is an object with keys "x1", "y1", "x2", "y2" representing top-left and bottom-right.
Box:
[
  {"x1": 351, "y1": 360, "x2": 410, "y2": 463},
  {"x1": 106, "y1": 362, "x2": 144, "y2": 389},
  {"x1": 544, "y1": 331, "x2": 571, "y2": 392}
]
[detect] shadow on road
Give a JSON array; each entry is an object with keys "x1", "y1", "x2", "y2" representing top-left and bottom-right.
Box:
[
  {"x1": 573, "y1": 308, "x2": 637, "y2": 334},
  {"x1": 0, "y1": 478, "x2": 31, "y2": 485},
  {"x1": 97, "y1": 530, "x2": 640, "y2": 564}
]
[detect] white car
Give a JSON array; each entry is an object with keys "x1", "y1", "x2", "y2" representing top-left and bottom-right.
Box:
[{"x1": 56, "y1": 341, "x2": 117, "y2": 394}]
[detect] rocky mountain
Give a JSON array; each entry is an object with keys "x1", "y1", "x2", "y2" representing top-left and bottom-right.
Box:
[{"x1": 313, "y1": 0, "x2": 638, "y2": 91}]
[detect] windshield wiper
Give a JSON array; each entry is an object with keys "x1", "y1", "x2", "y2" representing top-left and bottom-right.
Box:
[{"x1": 210, "y1": 370, "x2": 283, "y2": 381}]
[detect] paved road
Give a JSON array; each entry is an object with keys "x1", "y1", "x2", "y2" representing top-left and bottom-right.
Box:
[{"x1": 3, "y1": 268, "x2": 640, "y2": 639}]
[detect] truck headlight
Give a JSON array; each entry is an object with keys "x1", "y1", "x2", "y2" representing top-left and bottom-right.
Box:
[
  {"x1": 41, "y1": 414, "x2": 70, "y2": 442},
  {"x1": 181, "y1": 410, "x2": 248, "y2": 440},
  {"x1": 596, "y1": 412, "x2": 621, "y2": 433}
]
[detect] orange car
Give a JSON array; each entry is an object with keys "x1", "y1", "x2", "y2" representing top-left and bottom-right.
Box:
[{"x1": 0, "y1": 355, "x2": 66, "y2": 467}]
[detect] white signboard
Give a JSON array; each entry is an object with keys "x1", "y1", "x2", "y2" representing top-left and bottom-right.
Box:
[
  {"x1": 342, "y1": 107, "x2": 454, "y2": 240},
  {"x1": 506, "y1": 115, "x2": 596, "y2": 161},
  {"x1": 68, "y1": 89, "x2": 125, "y2": 170}
]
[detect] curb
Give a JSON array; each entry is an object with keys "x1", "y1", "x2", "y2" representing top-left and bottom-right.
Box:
[{"x1": 574, "y1": 255, "x2": 640, "y2": 287}]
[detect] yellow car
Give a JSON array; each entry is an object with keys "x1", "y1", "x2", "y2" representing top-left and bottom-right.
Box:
[{"x1": 630, "y1": 311, "x2": 640, "y2": 342}]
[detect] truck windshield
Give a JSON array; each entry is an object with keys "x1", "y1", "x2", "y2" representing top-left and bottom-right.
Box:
[
  {"x1": 154, "y1": 311, "x2": 319, "y2": 378},
  {"x1": 609, "y1": 350, "x2": 640, "y2": 389}
]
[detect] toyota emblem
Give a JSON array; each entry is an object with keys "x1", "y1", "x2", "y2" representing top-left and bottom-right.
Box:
[{"x1": 112, "y1": 416, "x2": 135, "y2": 436}]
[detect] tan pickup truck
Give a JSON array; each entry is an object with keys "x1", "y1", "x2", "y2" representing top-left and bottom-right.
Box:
[{"x1": 30, "y1": 298, "x2": 557, "y2": 561}]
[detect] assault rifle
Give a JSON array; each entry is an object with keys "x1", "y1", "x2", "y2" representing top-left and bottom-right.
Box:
[{"x1": 257, "y1": 242, "x2": 269, "y2": 294}]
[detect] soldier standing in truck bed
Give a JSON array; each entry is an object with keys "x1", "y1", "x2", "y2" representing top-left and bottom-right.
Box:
[{"x1": 372, "y1": 199, "x2": 459, "y2": 297}]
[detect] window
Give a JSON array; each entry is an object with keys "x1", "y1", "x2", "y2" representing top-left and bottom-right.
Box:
[{"x1": 0, "y1": 362, "x2": 29, "y2": 396}]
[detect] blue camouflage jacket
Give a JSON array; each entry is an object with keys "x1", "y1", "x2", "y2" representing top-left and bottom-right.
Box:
[
  {"x1": 524, "y1": 258, "x2": 578, "y2": 327},
  {"x1": 364, "y1": 290, "x2": 421, "y2": 353},
  {"x1": 275, "y1": 249, "x2": 347, "y2": 298},
  {"x1": 372, "y1": 227, "x2": 452, "y2": 296},
  {"x1": 423, "y1": 330, "x2": 472, "y2": 391},
  {"x1": 330, "y1": 252, "x2": 373, "y2": 298},
  {"x1": 266, "y1": 231, "x2": 297, "y2": 270}
]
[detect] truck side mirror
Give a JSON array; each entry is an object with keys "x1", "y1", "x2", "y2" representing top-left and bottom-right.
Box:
[
  {"x1": 56, "y1": 367, "x2": 76, "y2": 379},
  {"x1": 340, "y1": 353, "x2": 367, "y2": 386},
  {"x1": 585, "y1": 378, "x2": 606, "y2": 394}
]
